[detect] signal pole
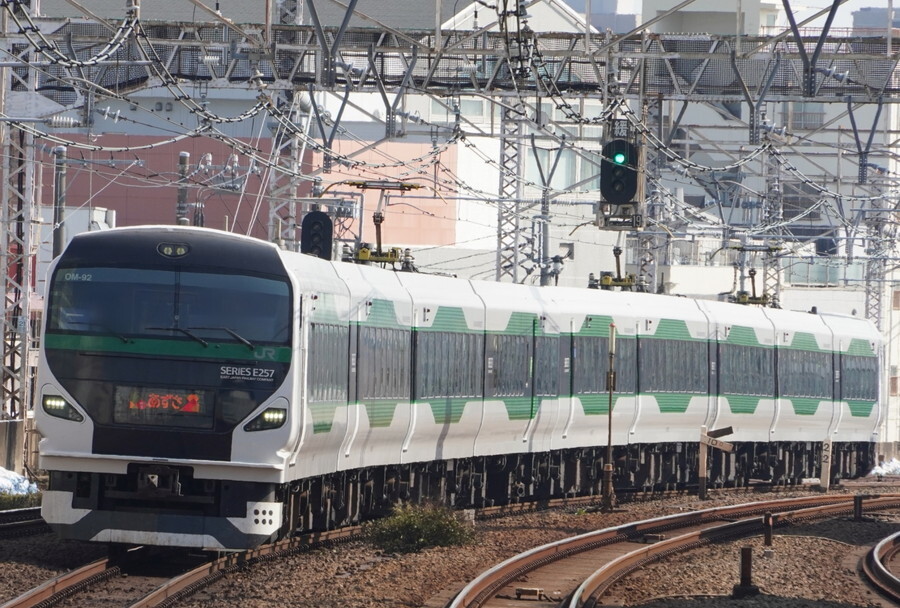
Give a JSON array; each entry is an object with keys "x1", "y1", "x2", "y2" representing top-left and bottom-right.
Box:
[{"x1": 602, "y1": 323, "x2": 617, "y2": 512}]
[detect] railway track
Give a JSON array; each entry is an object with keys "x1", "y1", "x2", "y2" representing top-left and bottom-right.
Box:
[
  {"x1": 862, "y1": 530, "x2": 900, "y2": 605},
  {"x1": 6, "y1": 485, "x2": 900, "y2": 608},
  {"x1": 0, "y1": 507, "x2": 48, "y2": 539},
  {"x1": 0, "y1": 528, "x2": 359, "y2": 608},
  {"x1": 446, "y1": 493, "x2": 900, "y2": 608}
]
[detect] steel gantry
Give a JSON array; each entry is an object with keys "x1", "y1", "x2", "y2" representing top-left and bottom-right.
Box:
[{"x1": 3, "y1": 0, "x2": 900, "y2": 419}]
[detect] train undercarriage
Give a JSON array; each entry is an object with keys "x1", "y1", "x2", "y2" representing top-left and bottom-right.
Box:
[
  {"x1": 281, "y1": 440, "x2": 875, "y2": 537},
  {"x1": 44, "y1": 440, "x2": 874, "y2": 549}
]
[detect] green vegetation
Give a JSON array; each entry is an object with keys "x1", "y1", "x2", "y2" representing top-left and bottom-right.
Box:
[
  {"x1": 364, "y1": 503, "x2": 475, "y2": 553},
  {"x1": 0, "y1": 491, "x2": 40, "y2": 510}
]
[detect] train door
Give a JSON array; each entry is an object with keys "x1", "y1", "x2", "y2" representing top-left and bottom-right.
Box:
[
  {"x1": 827, "y1": 347, "x2": 841, "y2": 438},
  {"x1": 699, "y1": 306, "x2": 718, "y2": 431},
  {"x1": 337, "y1": 317, "x2": 360, "y2": 469},
  {"x1": 525, "y1": 316, "x2": 558, "y2": 454},
  {"x1": 552, "y1": 320, "x2": 576, "y2": 449}
]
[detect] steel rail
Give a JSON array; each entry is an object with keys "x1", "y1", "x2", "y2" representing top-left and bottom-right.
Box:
[
  {"x1": 447, "y1": 494, "x2": 900, "y2": 608},
  {"x1": 128, "y1": 527, "x2": 360, "y2": 608},
  {"x1": 567, "y1": 495, "x2": 900, "y2": 607},
  {"x1": 862, "y1": 531, "x2": 900, "y2": 604},
  {"x1": 0, "y1": 558, "x2": 117, "y2": 608}
]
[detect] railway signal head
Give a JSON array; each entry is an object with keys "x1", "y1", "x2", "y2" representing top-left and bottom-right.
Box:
[
  {"x1": 600, "y1": 139, "x2": 639, "y2": 205},
  {"x1": 300, "y1": 210, "x2": 334, "y2": 260}
]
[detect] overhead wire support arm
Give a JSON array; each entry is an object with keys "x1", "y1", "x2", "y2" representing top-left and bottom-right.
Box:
[
  {"x1": 306, "y1": 0, "x2": 360, "y2": 87},
  {"x1": 368, "y1": 44, "x2": 418, "y2": 139},
  {"x1": 846, "y1": 95, "x2": 885, "y2": 185},
  {"x1": 731, "y1": 50, "x2": 780, "y2": 145},
  {"x1": 781, "y1": 0, "x2": 843, "y2": 97},
  {"x1": 309, "y1": 82, "x2": 351, "y2": 173}
]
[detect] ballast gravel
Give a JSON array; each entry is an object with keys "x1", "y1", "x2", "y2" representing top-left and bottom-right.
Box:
[
  {"x1": 178, "y1": 487, "x2": 899, "y2": 608},
  {"x1": 1, "y1": 486, "x2": 897, "y2": 608}
]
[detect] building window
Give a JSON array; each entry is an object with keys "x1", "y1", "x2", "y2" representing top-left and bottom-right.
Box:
[
  {"x1": 893, "y1": 290, "x2": 900, "y2": 309},
  {"x1": 781, "y1": 181, "x2": 820, "y2": 221},
  {"x1": 782, "y1": 102, "x2": 825, "y2": 131}
]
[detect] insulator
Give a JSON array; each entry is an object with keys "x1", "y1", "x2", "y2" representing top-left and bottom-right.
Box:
[{"x1": 46, "y1": 116, "x2": 79, "y2": 128}]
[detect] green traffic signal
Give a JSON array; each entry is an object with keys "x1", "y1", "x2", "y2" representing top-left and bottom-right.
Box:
[{"x1": 600, "y1": 139, "x2": 638, "y2": 204}]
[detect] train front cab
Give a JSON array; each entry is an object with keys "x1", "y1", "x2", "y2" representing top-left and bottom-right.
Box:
[{"x1": 36, "y1": 227, "x2": 300, "y2": 550}]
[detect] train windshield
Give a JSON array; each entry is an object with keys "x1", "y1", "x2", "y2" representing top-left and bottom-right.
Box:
[{"x1": 47, "y1": 266, "x2": 291, "y2": 346}]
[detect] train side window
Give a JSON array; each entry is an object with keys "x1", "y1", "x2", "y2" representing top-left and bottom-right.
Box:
[
  {"x1": 357, "y1": 326, "x2": 410, "y2": 401},
  {"x1": 841, "y1": 355, "x2": 878, "y2": 401},
  {"x1": 415, "y1": 331, "x2": 483, "y2": 399},
  {"x1": 573, "y1": 335, "x2": 604, "y2": 395},
  {"x1": 534, "y1": 336, "x2": 559, "y2": 397},
  {"x1": 573, "y1": 336, "x2": 636, "y2": 396},
  {"x1": 488, "y1": 334, "x2": 529, "y2": 398},
  {"x1": 778, "y1": 349, "x2": 832, "y2": 399},
  {"x1": 309, "y1": 323, "x2": 349, "y2": 403},
  {"x1": 719, "y1": 343, "x2": 774, "y2": 396},
  {"x1": 637, "y1": 338, "x2": 707, "y2": 394}
]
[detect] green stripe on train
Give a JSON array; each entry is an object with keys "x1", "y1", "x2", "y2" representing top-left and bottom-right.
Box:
[
  {"x1": 725, "y1": 326, "x2": 768, "y2": 348},
  {"x1": 723, "y1": 394, "x2": 762, "y2": 414},
  {"x1": 309, "y1": 401, "x2": 342, "y2": 433},
  {"x1": 846, "y1": 400, "x2": 875, "y2": 417},
  {"x1": 645, "y1": 319, "x2": 694, "y2": 341},
  {"x1": 364, "y1": 400, "x2": 401, "y2": 427},
  {"x1": 578, "y1": 393, "x2": 629, "y2": 415},
  {"x1": 490, "y1": 311, "x2": 545, "y2": 335},
  {"x1": 306, "y1": 395, "x2": 878, "y2": 435},
  {"x1": 363, "y1": 299, "x2": 407, "y2": 329},
  {"x1": 576, "y1": 315, "x2": 614, "y2": 336},
  {"x1": 43, "y1": 334, "x2": 293, "y2": 362},
  {"x1": 847, "y1": 338, "x2": 876, "y2": 357},
  {"x1": 420, "y1": 307, "x2": 476, "y2": 333},
  {"x1": 787, "y1": 332, "x2": 820, "y2": 350},
  {"x1": 425, "y1": 398, "x2": 470, "y2": 423},
  {"x1": 786, "y1": 397, "x2": 821, "y2": 415}
]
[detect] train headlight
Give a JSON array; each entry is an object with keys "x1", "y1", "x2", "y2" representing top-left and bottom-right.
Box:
[
  {"x1": 42, "y1": 395, "x2": 84, "y2": 422},
  {"x1": 157, "y1": 242, "x2": 190, "y2": 258},
  {"x1": 244, "y1": 407, "x2": 287, "y2": 432}
]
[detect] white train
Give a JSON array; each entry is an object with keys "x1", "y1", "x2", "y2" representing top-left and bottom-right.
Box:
[{"x1": 35, "y1": 226, "x2": 882, "y2": 550}]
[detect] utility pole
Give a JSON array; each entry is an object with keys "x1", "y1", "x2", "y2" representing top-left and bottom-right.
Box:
[
  {"x1": 176, "y1": 151, "x2": 189, "y2": 225},
  {"x1": 52, "y1": 146, "x2": 67, "y2": 256},
  {"x1": 1, "y1": 0, "x2": 37, "y2": 477},
  {"x1": 530, "y1": 134, "x2": 565, "y2": 286}
]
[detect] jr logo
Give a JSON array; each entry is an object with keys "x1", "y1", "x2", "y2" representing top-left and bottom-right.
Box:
[{"x1": 254, "y1": 347, "x2": 277, "y2": 361}]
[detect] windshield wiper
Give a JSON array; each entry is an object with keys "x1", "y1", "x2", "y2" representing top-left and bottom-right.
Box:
[
  {"x1": 105, "y1": 329, "x2": 131, "y2": 344},
  {"x1": 61, "y1": 320, "x2": 131, "y2": 344},
  {"x1": 145, "y1": 326, "x2": 208, "y2": 347},
  {"x1": 189, "y1": 327, "x2": 255, "y2": 350}
]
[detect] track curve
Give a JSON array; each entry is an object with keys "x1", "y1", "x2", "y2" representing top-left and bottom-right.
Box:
[{"x1": 448, "y1": 494, "x2": 900, "y2": 608}]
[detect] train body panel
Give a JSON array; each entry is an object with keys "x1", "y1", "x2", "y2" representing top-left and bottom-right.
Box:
[
  {"x1": 625, "y1": 292, "x2": 713, "y2": 444},
  {"x1": 394, "y1": 271, "x2": 484, "y2": 464},
  {"x1": 696, "y1": 300, "x2": 778, "y2": 443},
  {"x1": 34, "y1": 227, "x2": 883, "y2": 551},
  {"x1": 819, "y1": 312, "x2": 882, "y2": 442},
  {"x1": 275, "y1": 251, "x2": 351, "y2": 479},
  {"x1": 327, "y1": 261, "x2": 413, "y2": 473},
  {"x1": 468, "y1": 280, "x2": 557, "y2": 458},
  {"x1": 539, "y1": 287, "x2": 635, "y2": 451},
  {"x1": 762, "y1": 307, "x2": 837, "y2": 443}
]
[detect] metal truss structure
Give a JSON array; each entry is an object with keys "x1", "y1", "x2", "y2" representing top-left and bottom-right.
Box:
[{"x1": 3, "y1": 0, "x2": 900, "y2": 416}]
